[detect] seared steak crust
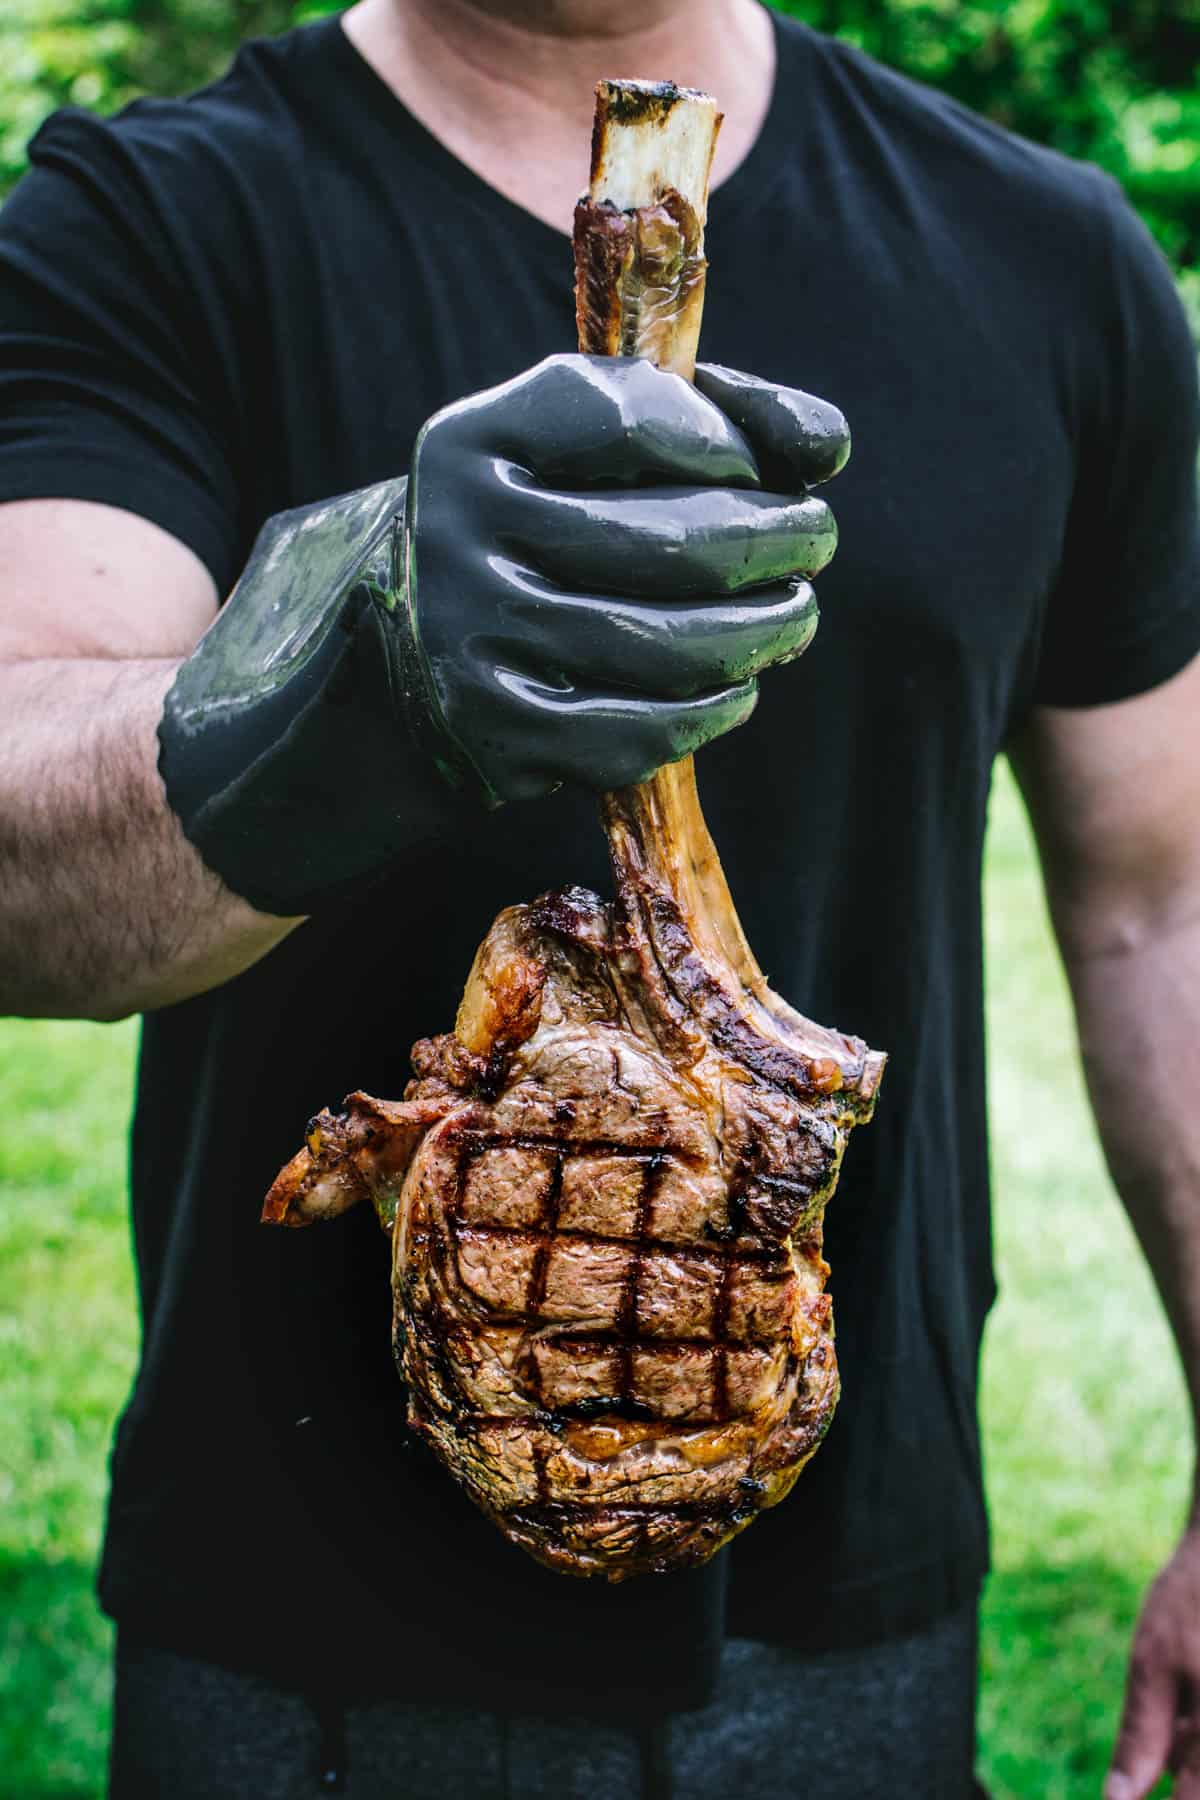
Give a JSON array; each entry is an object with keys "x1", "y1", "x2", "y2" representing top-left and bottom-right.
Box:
[{"x1": 265, "y1": 766, "x2": 882, "y2": 1580}]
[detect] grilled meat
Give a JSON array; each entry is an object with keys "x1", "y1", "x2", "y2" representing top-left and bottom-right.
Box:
[{"x1": 265, "y1": 763, "x2": 882, "y2": 1578}]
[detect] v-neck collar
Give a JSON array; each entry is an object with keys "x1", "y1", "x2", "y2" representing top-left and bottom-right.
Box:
[{"x1": 318, "y1": 5, "x2": 807, "y2": 256}]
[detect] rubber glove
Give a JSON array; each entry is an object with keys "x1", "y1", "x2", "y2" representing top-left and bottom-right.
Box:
[{"x1": 158, "y1": 353, "x2": 849, "y2": 916}]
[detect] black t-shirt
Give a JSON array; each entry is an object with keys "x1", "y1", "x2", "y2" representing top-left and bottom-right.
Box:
[{"x1": 3, "y1": 8, "x2": 1199, "y2": 1715}]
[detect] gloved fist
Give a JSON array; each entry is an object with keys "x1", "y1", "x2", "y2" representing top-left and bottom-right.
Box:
[
  {"x1": 407, "y1": 353, "x2": 848, "y2": 800},
  {"x1": 159, "y1": 355, "x2": 849, "y2": 915}
]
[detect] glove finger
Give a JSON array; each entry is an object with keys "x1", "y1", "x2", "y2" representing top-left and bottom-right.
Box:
[
  {"x1": 487, "y1": 561, "x2": 818, "y2": 699},
  {"x1": 694, "y1": 363, "x2": 851, "y2": 491},
  {"x1": 500, "y1": 467, "x2": 837, "y2": 596},
  {"x1": 437, "y1": 353, "x2": 761, "y2": 488},
  {"x1": 473, "y1": 672, "x2": 760, "y2": 800}
]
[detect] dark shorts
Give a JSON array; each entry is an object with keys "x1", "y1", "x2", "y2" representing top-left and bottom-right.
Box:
[{"x1": 109, "y1": 1603, "x2": 985, "y2": 1799}]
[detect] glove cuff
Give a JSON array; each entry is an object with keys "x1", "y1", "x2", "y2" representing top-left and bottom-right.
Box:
[{"x1": 159, "y1": 478, "x2": 480, "y2": 917}]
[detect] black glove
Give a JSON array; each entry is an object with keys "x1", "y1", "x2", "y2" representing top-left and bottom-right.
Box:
[{"x1": 159, "y1": 354, "x2": 849, "y2": 917}]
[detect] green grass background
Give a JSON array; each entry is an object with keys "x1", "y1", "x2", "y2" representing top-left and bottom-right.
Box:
[{"x1": 0, "y1": 762, "x2": 1189, "y2": 1797}]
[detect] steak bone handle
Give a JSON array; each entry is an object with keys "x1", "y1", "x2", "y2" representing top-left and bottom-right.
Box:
[{"x1": 575, "y1": 80, "x2": 777, "y2": 984}]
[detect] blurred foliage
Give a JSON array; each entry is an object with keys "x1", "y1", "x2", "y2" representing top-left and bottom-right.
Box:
[
  {"x1": 777, "y1": 0, "x2": 1200, "y2": 268},
  {"x1": 0, "y1": 0, "x2": 300, "y2": 190},
  {"x1": 2, "y1": 0, "x2": 1199, "y2": 272}
]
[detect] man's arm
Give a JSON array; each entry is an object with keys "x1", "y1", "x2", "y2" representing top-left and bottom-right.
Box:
[
  {"x1": 0, "y1": 497, "x2": 304, "y2": 1021},
  {"x1": 1010, "y1": 651, "x2": 1200, "y2": 1800},
  {"x1": 0, "y1": 361, "x2": 849, "y2": 1021}
]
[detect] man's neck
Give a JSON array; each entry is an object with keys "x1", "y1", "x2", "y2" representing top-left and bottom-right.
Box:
[{"x1": 341, "y1": 0, "x2": 775, "y2": 235}]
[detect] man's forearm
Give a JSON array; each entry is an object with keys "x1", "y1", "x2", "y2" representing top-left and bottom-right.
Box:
[
  {"x1": 1011, "y1": 673, "x2": 1200, "y2": 1797},
  {"x1": 0, "y1": 659, "x2": 302, "y2": 1020},
  {"x1": 1064, "y1": 912, "x2": 1200, "y2": 1478}
]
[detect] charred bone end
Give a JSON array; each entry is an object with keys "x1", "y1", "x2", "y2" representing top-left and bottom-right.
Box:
[
  {"x1": 588, "y1": 79, "x2": 722, "y2": 219},
  {"x1": 575, "y1": 78, "x2": 721, "y2": 383}
]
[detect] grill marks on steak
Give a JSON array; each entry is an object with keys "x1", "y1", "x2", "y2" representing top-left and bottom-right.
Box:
[
  {"x1": 264, "y1": 762, "x2": 883, "y2": 1579},
  {"x1": 393, "y1": 1114, "x2": 839, "y2": 1574}
]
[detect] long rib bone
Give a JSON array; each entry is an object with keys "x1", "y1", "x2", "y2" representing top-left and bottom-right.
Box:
[
  {"x1": 574, "y1": 79, "x2": 719, "y2": 378},
  {"x1": 573, "y1": 85, "x2": 861, "y2": 1084}
]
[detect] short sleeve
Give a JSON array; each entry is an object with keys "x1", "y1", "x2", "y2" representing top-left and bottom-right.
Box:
[
  {"x1": 1034, "y1": 173, "x2": 1200, "y2": 707},
  {"x1": 0, "y1": 107, "x2": 241, "y2": 592}
]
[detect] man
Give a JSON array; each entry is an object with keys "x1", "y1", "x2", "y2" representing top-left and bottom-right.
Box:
[{"x1": 1, "y1": 0, "x2": 1199, "y2": 1794}]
